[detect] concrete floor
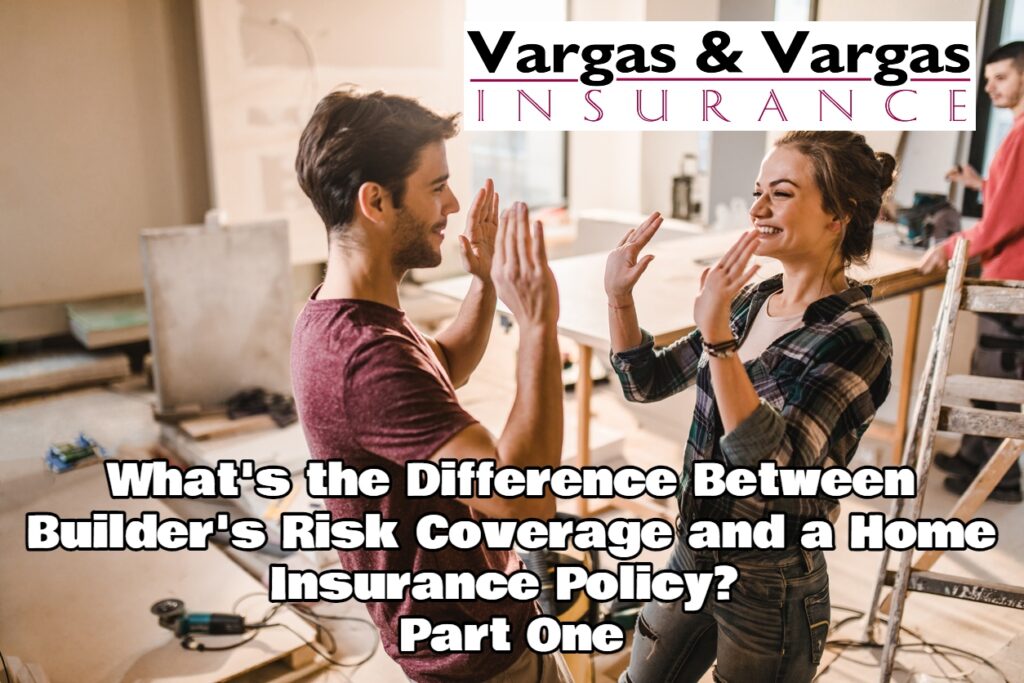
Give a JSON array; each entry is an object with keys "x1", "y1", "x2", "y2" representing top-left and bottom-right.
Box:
[{"x1": 1, "y1": 317, "x2": 1021, "y2": 683}]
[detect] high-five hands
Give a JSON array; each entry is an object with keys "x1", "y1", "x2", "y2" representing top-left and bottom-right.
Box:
[
  {"x1": 604, "y1": 212, "x2": 664, "y2": 307},
  {"x1": 694, "y1": 230, "x2": 762, "y2": 343},
  {"x1": 491, "y1": 202, "x2": 559, "y2": 329},
  {"x1": 460, "y1": 178, "x2": 499, "y2": 281}
]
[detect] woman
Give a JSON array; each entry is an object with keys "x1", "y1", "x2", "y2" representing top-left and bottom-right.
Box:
[{"x1": 606, "y1": 131, "x2": 895, "y2": 683}]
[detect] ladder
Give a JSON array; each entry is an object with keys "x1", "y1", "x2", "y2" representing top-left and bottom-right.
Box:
[{"x1": 861, "y1": 239, "x2": 1024, "y2": 682}]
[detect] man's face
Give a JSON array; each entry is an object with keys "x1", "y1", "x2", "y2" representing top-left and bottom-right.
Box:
[
  {"x1": 391, "y1": 141, "x2": 460, "y2": 271},
  {"x1": 983, "y1": 59, "x2": 1024, "y2": 111}
]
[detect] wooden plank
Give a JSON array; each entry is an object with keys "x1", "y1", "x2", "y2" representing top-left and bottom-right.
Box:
[
  {"x1": 909, "y1": 439, "x2": 1024, "y2": 575},
  {"x1": 576, "y1": 343, "x2": 593, "y2": 518},
  {"x1": 944, "y1": 375, "x2": 1024, "y2": 404},
  {"x1": 883, "y1": 570, "x2": 1024, "y2": 609},
  {"x1": 893, "y1": 290, "x2": 923, "y2": 464},
  {"x1": 879, "y1": 438, "x2": 1024, "y2": 615},
  {"x1": 179, "y1": 412, "x2": 278, "y2": 440},
  {"x1": 961, "y1": 284, "x2": 1024, "y2": 315},
  {"x1": 66, "y1": 294, "x2": 149, "y2": 349},
  {"x1": 0, "y1": 350, "x2": 130, "y2": 400},
  {"x1": 965, "y1": 277, "x2": 1024, "y2": 289},
  {"x1": 938, "y1": 405, "x2": 1024, "y2": 440}
]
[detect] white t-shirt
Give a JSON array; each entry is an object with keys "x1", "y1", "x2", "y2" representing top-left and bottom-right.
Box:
[{"x1": 738, "y1": 292, "x2": 805, "y2": 363}]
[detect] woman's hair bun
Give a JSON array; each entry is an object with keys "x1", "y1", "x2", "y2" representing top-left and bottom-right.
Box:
[{"x1": 876, "y1": 152, "x2": 897, "y2": 194}]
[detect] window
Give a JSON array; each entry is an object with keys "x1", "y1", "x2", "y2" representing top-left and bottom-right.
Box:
[
  {"x1": 465, "y1": 0, "x2": 567, "y2": 209},
  {"x1": 469, "y1": 132, "x2": 566, "y2": 209}
]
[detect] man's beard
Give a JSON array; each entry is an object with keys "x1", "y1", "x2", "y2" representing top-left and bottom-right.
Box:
[{"x1": 392, "y1": 207, "x2": 443, "y2": 271}]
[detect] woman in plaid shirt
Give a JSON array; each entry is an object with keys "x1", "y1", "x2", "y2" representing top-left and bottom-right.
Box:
[{"x1": 607, "y1": 131, "x2": 895, "y2": 683}]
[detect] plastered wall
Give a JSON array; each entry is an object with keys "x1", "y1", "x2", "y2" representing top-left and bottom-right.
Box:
[{"x1": 0, "y1": 0, "x2": 210, "y2": 310}]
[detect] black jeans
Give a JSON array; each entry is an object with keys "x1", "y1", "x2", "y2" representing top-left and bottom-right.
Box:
[
  {"x1": 619, "y1": 538, "x2": 829, "y2": 683},
  {"x1": 956, "y1": 313, "x2": 1024, "y2": 487}
]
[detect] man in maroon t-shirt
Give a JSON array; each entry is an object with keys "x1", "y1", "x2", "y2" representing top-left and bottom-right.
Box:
[{"x1": 291, "y1": 89, "x2": 571, "y2": 682}]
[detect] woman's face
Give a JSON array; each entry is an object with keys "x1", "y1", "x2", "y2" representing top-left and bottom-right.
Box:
[{"x1": 749, "y1": 145, "x2": 841, "y2": 264}]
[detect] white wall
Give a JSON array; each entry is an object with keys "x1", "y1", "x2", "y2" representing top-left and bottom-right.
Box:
[
  {"x1": 566, "y1": 0, "x2": 716, "y2": 217},
  {"x1": 639, "y1": 0, "x2": 718, "y2": 216},
  {"x1": 816, "y1": 0, "x2": 980, "y2": 21},
  {"x1": 0, "y1": 0, "x2": 210, "y2": 311},
  {"x1": 565, "y1": 0, "x2": 647, "y2": 215},
  {"x1": 196, "y1": 0, "x2": 470, "y2": 272}
]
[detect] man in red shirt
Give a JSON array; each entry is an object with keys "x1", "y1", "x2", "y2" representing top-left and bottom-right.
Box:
[
  {"x1": 291, "y1": 89, "x2": 571, "y2": 681},
  {"x1": 921, "y1": 41, "x2": 1024, "y2": 503}
]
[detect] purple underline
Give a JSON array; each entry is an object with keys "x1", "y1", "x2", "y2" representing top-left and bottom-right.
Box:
[
  {"x1": 470, "y1": 78, "x2": 577, "y2": 82},
  {"x1": 617, "y1": 77, "x2": 871, "y2": 81},
  {"x1": 470, "y1": 77, "x2": 971, "y2": 83}
]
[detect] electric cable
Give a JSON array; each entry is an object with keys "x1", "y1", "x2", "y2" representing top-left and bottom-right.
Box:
[
  {"x1": 182, "y1": 631, "x2": 261, "y2": 652},
  {"x1": 283, "y1": 604, "x2": 380, "y2": 668},
  {"x1": 227, "y1": 592, "x2": 381, "y2": 668},
  {"x1": 252, "y1": 621, "x2": 379, "y2": 668},
  {"x1": 813, "y1": 603, "x2": 1010, "y2": 682}
]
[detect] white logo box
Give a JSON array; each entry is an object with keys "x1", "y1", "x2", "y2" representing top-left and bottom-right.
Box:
[{"x1": 464, "y1": 21, "x2": 977, "y2": 131}]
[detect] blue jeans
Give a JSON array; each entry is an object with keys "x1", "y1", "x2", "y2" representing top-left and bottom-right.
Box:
[{"x1": 619, "y1": 537, "x2": 830, "y2": 683}]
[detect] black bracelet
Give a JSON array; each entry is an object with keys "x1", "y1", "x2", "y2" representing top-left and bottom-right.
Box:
[{"x1": 702, "y1": 337, "x2": 739, "y2": 358}]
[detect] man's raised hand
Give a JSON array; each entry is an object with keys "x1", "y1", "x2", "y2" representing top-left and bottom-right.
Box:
[{"x1": 460, "y1": 178, "x2": 499, "y2": 281}]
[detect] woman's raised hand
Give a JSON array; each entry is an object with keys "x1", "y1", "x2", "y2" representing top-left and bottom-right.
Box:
[
  {"x1": 604, "y1": 212, "x2": 663, "y2": 307},
  {"x1": 693, "y1": 229, "x2": 761, "y2": 343}
]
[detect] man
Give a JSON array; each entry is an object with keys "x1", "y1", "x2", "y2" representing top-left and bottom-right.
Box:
[
  {"x1": 290, "y1": 89, "x2": 571, "y2": 681},
  {"x1": 920, "y1": 41, "x2": 1024, "y2": 503}
]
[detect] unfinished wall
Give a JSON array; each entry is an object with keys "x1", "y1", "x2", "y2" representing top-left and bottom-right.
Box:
[
  {"x1": 195, "y1": 0, "x2": 469, "y2": 272},
  {"x1": 0, "y1": 0, "x2": 210, "y2": 310}
]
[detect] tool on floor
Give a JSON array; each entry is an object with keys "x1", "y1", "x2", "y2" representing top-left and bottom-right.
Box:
[
  {"x1": 44, "y1": 434, "x2": 108, "y2": 473},
  {"x1": 862, "y1": 240, "x2": 1024, "y2": 682},
  {"x1": 151, "y1": 598, "x2": 247, "y2": 651},
  {"x1": 226, "y1": 387, "x2": 297, "y2": 427}
]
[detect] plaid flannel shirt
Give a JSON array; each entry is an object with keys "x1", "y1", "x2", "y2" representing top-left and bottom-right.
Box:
[{"x1": 610, "y1": 273, "x2": 892, "y2": 527}]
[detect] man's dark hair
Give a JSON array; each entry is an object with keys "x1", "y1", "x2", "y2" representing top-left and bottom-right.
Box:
[
  {"x1": 296, "y1": 89, "x2": 459, "y2": 235},
  {"x1": 985, "y1": 41, "x2": 1024, "y2": 68}
]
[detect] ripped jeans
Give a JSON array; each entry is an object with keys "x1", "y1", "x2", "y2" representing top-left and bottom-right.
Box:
[{"x1": 619, "y1": 536, "x2": 830, "y2": 683}]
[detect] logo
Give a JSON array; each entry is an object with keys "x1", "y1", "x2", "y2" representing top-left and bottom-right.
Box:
[{"x1": 464, "y1": 22, "x2": 977, "y2": 130}]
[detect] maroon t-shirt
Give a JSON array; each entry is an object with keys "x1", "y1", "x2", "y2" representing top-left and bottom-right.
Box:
[{"x1": 291, "y1": 293, "x2": 535, "y2": 682}]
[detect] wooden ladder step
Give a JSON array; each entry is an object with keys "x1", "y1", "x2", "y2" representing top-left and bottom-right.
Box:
[
  {"x1": 965, "y1": 277, "x2": 1024, "y2": 289},
  {"x1": 961, "y1": 281, "x2": 1024, "y2": 315},
  {"x1": 883, "y1": 569, "x2": 1024, "y2": 609},
  {"x1": 938, "y1": 405, "x2": 1024, "y2": 439},
  {"x1": 944, "y1": 375, "x2": 1024, "y2": 404}
]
